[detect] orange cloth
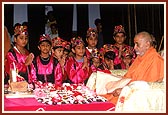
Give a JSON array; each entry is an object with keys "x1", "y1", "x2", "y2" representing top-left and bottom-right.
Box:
[
  {"x1": 123, "y1": 47, "x2": 164, "y2": 82},
  {"x1": 101, "y1": 94, "x2": 119, "y2": 105},
  {"x1": 102, "y1": 47, "x2": 164, "y2": 105}
]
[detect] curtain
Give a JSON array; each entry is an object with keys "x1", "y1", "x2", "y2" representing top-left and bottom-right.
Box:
[
  {"x1": 77, "y1": 4, "x2": 89, "y2": 43},
  {"x1": 100, "y1": 4, "x2": 128, "y2": 45},
  {"x1": 135, "y1": 4, "x2": 164, "y2": 50},
  {"x1": 4, "y1": 4, "x2": 14, "y2": 37},
  {"x1": 99, "y1": 4, "x2": 164, "y2": 49},
  {"x1": 52, "y1": 4, "x2": 73, "y2": 41},
  {"x1": 4, "y1": 4, "x2": 164, "y2": 51},
  {"x1": 27, "y1": 4, "x2": 45, "y2": 57}
]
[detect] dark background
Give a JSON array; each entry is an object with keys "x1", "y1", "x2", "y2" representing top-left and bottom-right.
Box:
[{"x1": 4, "y1": 4, "x2": 164, "y2": 57}]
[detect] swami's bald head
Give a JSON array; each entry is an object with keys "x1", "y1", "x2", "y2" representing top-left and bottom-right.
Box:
[{"x1": 134, "y1": 31, "x2": 153, "y2": 56}]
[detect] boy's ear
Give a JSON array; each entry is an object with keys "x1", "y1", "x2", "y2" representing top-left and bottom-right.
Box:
[
  {"x1": 14, "y1": 37, "x2": 17, "y2": 43},
  {"x1": 38, "y1": 46, "x2": 40, "y2": 50},
  {"x1": 52, "y1": 48, "x2": 55, "y2": 54},
  {"x1": 86, "y1": 38, "x2": 88, "y2": 43},
  {"x1": 113, "y1": 36, "x2": 116, "y2": 41},
  {"x1": 72, "y1": 48, "x2": 75, "y2": 53}
]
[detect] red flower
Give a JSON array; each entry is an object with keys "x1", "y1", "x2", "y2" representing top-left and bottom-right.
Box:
[
  {"x1": 73, "y1": 91, "x2": 82, "y2": 97},
  {"x1": 72, "y1": 84, "x2": 78, "y2": 90},
  {"x1": 52, "y1": 97, "x2": 61, "y2": 102},
  {"x1": 119, "y1": 96, "x2": 125, "y2": 103},
  {"x1": 65, "y1": 86, "x2": 72, "y2": 91}
]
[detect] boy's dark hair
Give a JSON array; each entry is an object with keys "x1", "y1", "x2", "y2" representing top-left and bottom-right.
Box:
[
  {"x1": 38, "y1": 40, "x2": 52, "y2": 46},
  {"x1": 52, "y1": 46, "x2": 63, "y2": 50},
  {"x1": 13, "y1": 23, "x2": 21, "y2": 28},
  {"x1": 38, "y1": 34, "x2": 52, "y2": 46},
  {"x1": 13, "y1": 23, "x2": 21, "y2": 34},
  {"x1": 104, "y1": 51, "x2": 116, "y2": 60},
  {"x1": 94, "y1": 18, "x2": 101, "y2": 26},
  {"x1": 64, "y1": 48, "x2": 70, "y2": 54},
  {"x1": 22, "y1": 22, "x2": 28, "y2": 27}
]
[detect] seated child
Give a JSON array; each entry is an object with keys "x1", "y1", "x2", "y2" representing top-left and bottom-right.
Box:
[
  {"x1": 120, "y1": 47, "x2": 134, "y2": 69},
  {"x1": 52, "y1": 37, "x2": 65, "y2": 62},
  {"x1": 89, "y1": 49, "x2": 102, "y2": 73},
  {"x1": 5, "y1": 25, "x2": 36, "y2": 84},
  {"x1": 49, "y1": 23, "x2": 59, "y2": 40},
  {"x1": 112, "y1": 25, "x2": 136, "y2": 67},
  {"x1": 52, "y1": 37, "x2": 66, "y2": 84},
  {"x1": 62, "y1": 40, "x2": 71, "y2": 58},
  {"x1": 64, "y1": 36, "x2": 90, "y2": 85},
  {"x1": 98, "y1": 51, "x2": 121, "y2": 71},
  {"x1": 32, "y1": 35, "x2": 63, "y2": 87},
  {"x1": 85, "y1": 28, "x2": 98, "y2": 60}
]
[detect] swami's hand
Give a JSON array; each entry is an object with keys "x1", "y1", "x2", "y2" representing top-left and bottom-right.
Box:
[
  {"x1": 111, "y1": 88, "x2": 122, "y2": 97},
  {"x1": 105, "y1": 78, "x2": 131, "y2": 94}
]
